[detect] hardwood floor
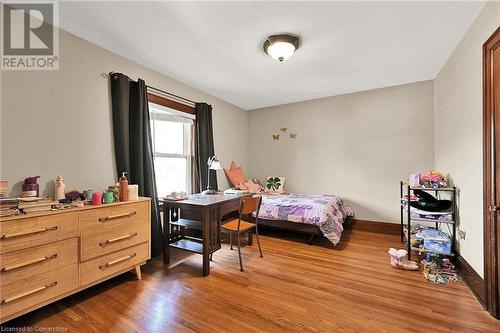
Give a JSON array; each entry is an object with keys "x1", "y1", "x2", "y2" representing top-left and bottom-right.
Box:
[{"x1": 3, "y1": 229, "x2": 500, "y2": 332}]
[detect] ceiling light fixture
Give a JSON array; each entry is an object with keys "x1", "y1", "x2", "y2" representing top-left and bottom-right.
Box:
[{"x1": 263, "y1": 34, "x2": 300, "y2": 62}]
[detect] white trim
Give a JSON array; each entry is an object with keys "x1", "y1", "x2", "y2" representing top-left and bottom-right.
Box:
[{"x1": 154, "y1": 153, "x2": 188, "y2": 159}]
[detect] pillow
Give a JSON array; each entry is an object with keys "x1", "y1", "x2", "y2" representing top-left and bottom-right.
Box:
[
  {"x1": 244, "y1": 180, "x2": 261, "y2": 194},
  {"x1": 224, "y1": 160, "x2": 247, "y2": 187},
  {"x1": 265, "y1": 176, "x2": 286, "y2": 193},
  {"x1": 251, "y1": 178, "x2": 265, "y2": 191}
]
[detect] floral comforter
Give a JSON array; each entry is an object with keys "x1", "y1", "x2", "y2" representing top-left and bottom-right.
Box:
[{"x1": 257, "y1": 193, "x2": 354, "y2": 245}]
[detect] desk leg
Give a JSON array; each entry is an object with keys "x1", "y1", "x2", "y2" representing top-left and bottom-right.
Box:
[
  {"x1": 202, "y1": 208, "x2": 210, "y2": 276},
  {"x1": 163, "y1": 205, "x2": 170, "y2": 265},
  {"x1": 248, "y1": 230, "x2": 253, "y2": 246}
]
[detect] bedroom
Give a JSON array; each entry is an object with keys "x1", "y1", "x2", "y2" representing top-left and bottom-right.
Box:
[{"x1": 1, "y1": 0, "x2": 500, "y2": 331}]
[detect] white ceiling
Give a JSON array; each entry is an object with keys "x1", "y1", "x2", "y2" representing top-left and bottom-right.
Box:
[{"x1": 58, "y1": 1, "x2": 485, "y2": 110}]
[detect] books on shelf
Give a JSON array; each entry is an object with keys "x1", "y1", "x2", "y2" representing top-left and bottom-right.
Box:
[
  {"x1": 0, "y1": 197, "x2": 59, "y2": 216},
  {"x1": 0, "y1": 197, "x2": 20, "y2": 217},
  {"x1": 18, "y1": 200, "x2": 58, "y2": 213}
]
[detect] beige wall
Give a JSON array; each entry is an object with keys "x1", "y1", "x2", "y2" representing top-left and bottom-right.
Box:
[
  {"x1": 434, "y1": 1, "x2": 500, "y2": 278},
  {"x1": 248, "y1": 81, "x2": 435, "y2": 223},
  {"x1": 1, "y1": 28, "x2": 248, "y2": 196}
]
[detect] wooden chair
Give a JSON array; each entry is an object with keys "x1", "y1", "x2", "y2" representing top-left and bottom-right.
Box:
[{"x1": 220, "y1": 196, "x2": 263, "y2": 271}]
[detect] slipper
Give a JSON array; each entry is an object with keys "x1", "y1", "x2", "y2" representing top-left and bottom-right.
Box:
[{"x1": 388, "y1": 248, "x2": 419, "y2": 271}]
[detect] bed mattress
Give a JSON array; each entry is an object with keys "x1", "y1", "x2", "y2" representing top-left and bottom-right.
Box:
[{"x1": 257, "y1": 193, "x2": 354, "y2": 245}]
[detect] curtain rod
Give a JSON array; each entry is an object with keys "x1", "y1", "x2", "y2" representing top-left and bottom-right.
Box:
[
  {"x1": 104, "y1": 72, "x2": 198, "y2": 106},
  {"x1": 146, "y1": 85, "x2": 197, "y2": 105}
]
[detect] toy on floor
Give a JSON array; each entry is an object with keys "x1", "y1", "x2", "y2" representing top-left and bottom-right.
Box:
[
  {"x1": 388, "y1": 248, "x2": 419, "y2": 270},
  {"x1": 421, "y1": 253, "x2": 461, "y2": 285}
]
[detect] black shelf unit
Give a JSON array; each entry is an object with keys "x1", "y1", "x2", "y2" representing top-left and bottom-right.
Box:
[{"x1": 400, "y1": 181, "x2": 457, "y2": 260}]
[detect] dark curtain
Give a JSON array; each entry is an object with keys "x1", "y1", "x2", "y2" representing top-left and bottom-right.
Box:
[
  {"x1": 110, "y1": 72, "x2": 163, "y2": 257},
  {"x1": 194, "y1": 103, "x2": 217, "y2": 192}
]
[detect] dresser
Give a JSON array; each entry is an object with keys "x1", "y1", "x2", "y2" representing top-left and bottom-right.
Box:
[{"x1": 0, "y1": 197, "x2": 151, "y2": 323}]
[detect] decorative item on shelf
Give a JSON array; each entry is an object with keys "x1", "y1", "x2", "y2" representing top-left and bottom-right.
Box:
[
  {"x1": 419, "y1": 171, "x2": 448, "y2": 189},
  {"x1": 128, "y1": 184, "x2": 139, "y2": 200},
  {"x1": 119, "y1": 172, "x2": 129, "y2": 201},
  {"x1": 92, "y1": 191, "x2": 102, "y2": 205},
  {"x1": 265, "y1": 176, "x2": 286, "y2": 193},
  {"x1": 84, "y1": 189, "x2": 94, "y2": 201},
  {"x1": 21, "y1": 176, "x2": 40, "y2": 197},
  {"x1": 108, "y1": 185, "x2": 120, "y2": 202},
  {"x1": 103, "y1": 191, "x2": 114, "y2": 204},
  {"x1": 408, "y1": 173, "x2": 420, "y2": 187},
  {"x1": 65, "y1": 190, "x2": 85, "y2": 202},
  {"x1": 54, "y1": 175, "x2": 66, "y2": 200},
  {"x1": 203, "y1": 156, "x2": 222, "y2": 195}
]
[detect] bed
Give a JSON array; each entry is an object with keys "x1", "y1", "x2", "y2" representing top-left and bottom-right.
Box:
[{"x1": 256, "y1": 193, "x2": 354, "y2": 245}]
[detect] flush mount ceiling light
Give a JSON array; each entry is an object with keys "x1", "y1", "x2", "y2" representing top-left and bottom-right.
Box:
[{"x1": 263, "y1": 34, "x2": 300, "y2": 62}]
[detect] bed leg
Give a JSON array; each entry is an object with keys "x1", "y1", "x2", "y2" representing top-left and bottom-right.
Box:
[{"x1": 308, "y1": 235, "x2": 315, "y2": 245}]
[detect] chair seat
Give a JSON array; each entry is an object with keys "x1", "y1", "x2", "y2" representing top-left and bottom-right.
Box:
[{"x1": 221, "y1": 218, "x2": 256, "y2": 232}]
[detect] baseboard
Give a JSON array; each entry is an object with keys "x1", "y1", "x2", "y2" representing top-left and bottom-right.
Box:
[
  {"x1": 456, "y1": 253, "x2": 486, "y2": 308},
  {"x1": 348, "y1": 219, "x2": 400, "y2": 235}
]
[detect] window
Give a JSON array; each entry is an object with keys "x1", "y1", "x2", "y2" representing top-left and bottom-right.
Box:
[{"x1": 149, "y1": 98, "x2": 195, "y2": 198}]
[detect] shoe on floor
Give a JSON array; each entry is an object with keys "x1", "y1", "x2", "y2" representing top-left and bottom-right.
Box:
[{"x1": 388, "y1": 248, "x2": 419, "y2": 271}]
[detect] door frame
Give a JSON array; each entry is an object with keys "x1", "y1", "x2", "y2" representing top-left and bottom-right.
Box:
[{"x1": 483, "y1": 26, "x2": 500, "y2": 319}]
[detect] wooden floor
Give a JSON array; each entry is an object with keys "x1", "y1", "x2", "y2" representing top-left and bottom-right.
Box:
[{"x1": 4, "y1": 229, "x2": 500, "y2": 332}]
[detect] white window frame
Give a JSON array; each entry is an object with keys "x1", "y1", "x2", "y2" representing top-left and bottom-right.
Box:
[{"x1": 149, "y1": 103, "x2": 193, "y2": 195}]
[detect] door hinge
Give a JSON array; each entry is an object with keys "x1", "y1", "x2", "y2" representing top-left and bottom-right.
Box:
[{"x1": 489, "y1": 205, "x2": 499, "y2": 211}]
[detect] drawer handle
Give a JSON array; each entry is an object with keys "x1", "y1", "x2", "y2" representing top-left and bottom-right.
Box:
[
  {"x1": 99, "y1": 232, "x2": 138, "y2": 247},
  {"x1": 0, "y1": 226, "x2": 58, "y2": 240},
  {"x1": 99, "y1": 211, "x2": 137, "y2": 223},
  {"x1": 1, "y1": 281, "x2": 57, "y2": 305},
  {"x1": 0, "y1": 254, "x2": 58, "y2": 272},
  {"x1": 99, "y1": 253, "x2": 137, "y2": 270}
]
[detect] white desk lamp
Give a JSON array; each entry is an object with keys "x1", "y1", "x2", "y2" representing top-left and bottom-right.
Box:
[{"x1": 203, "y1": 156, "x2": 222, "y2": 195}]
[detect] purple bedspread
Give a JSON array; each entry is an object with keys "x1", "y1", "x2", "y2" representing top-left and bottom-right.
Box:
[{"x1": 257, "y1": 193, "x2": 354, "y2": 245}]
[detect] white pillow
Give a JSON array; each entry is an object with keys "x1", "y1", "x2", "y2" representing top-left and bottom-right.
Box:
[{"x1": 265, "y1": 176, "x2": 286, "y2": 193}]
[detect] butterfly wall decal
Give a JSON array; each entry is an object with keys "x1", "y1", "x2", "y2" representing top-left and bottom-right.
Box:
[
  {"x1": 290, "y1": 133, "x2": 298, "y2": 139},
  {"x1": 272, "y1": 134, "x2": 280, "y2": 140},
  {"x1": 280, "y1": 128, "x2": 288, "y2": 133}
]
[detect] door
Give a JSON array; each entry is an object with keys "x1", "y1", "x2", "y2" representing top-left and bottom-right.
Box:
[{"x1": 484, "y1": 26, "x2": 500, "y2": 320}]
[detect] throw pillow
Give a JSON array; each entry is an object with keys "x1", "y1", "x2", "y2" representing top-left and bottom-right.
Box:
[
  {"x1": 223, "y1": 160, "x2": 247, "y2": 187},
  {"x1": 265, "y1": 176, "x2": 286, "y2": 193},
  {"x1": 244, "y1": 180, "x2": 261, "y2": 194}
]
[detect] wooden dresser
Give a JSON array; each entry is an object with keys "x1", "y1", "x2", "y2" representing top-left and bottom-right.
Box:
[{"x1": 0, "y1": 197, "x2": 151, "y2": 323}]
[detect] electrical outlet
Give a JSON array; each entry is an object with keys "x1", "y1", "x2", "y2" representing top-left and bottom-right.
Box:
[{"x1": 457, "y1": 229, "x2": 466, "y2": 240}]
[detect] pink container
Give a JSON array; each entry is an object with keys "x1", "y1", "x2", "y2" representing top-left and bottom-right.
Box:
[{"x1": 91, "y1": 191, "x2": 102, "y2": 205}]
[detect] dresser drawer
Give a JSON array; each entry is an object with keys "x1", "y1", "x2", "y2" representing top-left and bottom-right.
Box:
[
  {"x1": 0, "y1": 238, "x2": 77, "y2": 287},
  {"x1": 80, "y1": 217, "x2": 149, "y2": 261},
  {"x1": 0, "y1": 212, "x2": 78, "y2": 254},
  {"x1": 80, "y1": 242, "x2": 148, "y2": 286},
  {"x1": 79, "y1": 201, "x2": 149, "y2": 233},
  {"x1": 0, "y1": 263, "x2": 78, "y2": 320}
]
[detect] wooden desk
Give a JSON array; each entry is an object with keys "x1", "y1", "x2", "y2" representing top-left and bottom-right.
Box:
[{"x1": 161, "y1": 193, "x2": 251, "y2": 276}]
